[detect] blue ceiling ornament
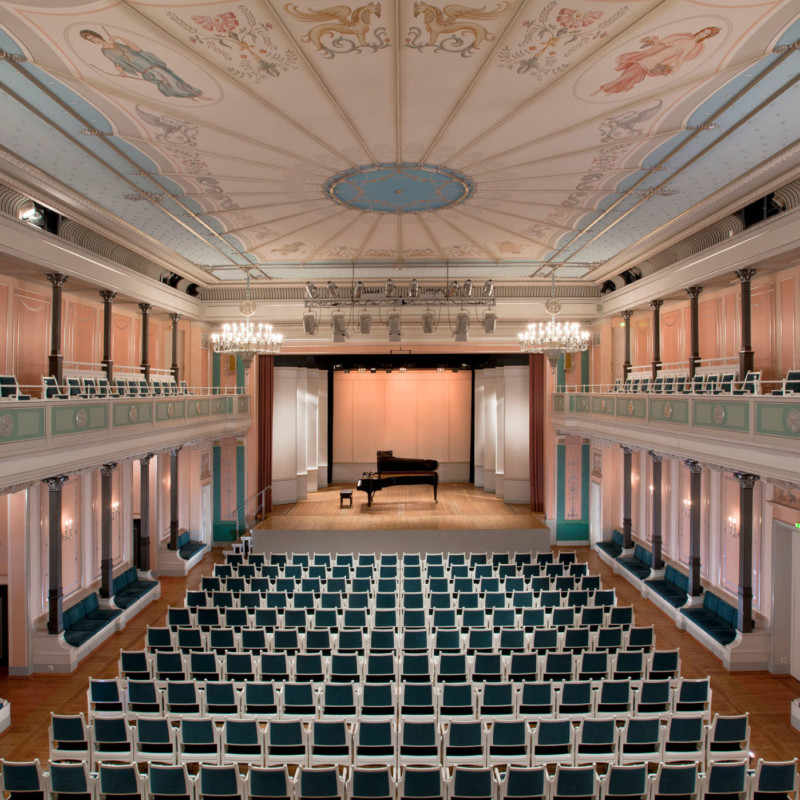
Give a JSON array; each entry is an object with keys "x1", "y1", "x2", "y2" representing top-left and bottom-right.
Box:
[{"x1": 324, "y1": 163, "x2": 475, "y2": 213}]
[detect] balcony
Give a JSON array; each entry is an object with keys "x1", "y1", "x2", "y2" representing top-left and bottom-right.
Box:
[
  {"x1": 0, "y1": 389, "x2": 251, "y2": 490},
  {"x1": 551, "y1": 388, "x2": 800, "y2": 483}
]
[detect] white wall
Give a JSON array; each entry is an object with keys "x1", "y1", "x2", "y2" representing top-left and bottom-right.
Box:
[
  {"x1": 273, "y1": 367, "x2": 329, "y2": 504},
  {"x1": 475, "y1": 365, "x2": 530, "y2": 504}
]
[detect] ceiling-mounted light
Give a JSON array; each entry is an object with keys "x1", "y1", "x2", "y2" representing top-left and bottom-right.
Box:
[
  {"x1": 303, "y1": 313, "x2": 318, "y2": 335},
  {"x1": 461, "y1": 279, "x2": 473, "y2": 297},
  {"x1": 18, "y1": 199, "x2": 44, "y2": 227},
  {"x1": 446, "y1": 280, "x2": 459, "y2": 298},
  {"x1": 305, "y1": 281, "x2": 318, "y2": 299},
  {"x1": 211, "y1": 320, "x2": 282, "y2": 372},
  {"x1": 484, "y1": 279, "x2": 494, "y2": 297},
  {"x1": 388, "y1": 314, "x2": 401, "y2": 342},
  {"x1": 408, "y1": 278, "x2": 419, "y2": 298},
  {"x1": 385, "y1": 278, "x2": 395, "y2": 297},
  {"x1": 332, "y1": 314, "x2": 347, "y2": 342},
  {"x1": 353, "y1": 281, "x2": 364, "y2": 299},
  {"x1": 454, "y1": 312, "x2": 469, "y2": 342},
  {"x1": 437, "y1": 366, "x2": 445, "y2": 372},
  {"x1": 326, "y1": 281, "x2": 339, "y2": 299}
]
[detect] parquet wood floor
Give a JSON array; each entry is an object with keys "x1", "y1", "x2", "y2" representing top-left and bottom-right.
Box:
[{"x1": 0, "y1": 487, "x2": 798, "y2": 765}]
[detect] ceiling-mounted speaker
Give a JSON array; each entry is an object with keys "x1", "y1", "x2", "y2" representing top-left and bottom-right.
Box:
[
  {"x1": 483, "y1": 312, "x2": 497, "y2": 333},
  {"x1": 332, "y1": 314, "x2": 347, "y2": 342},
  {"x1": 303, "y1": 314, "x2": 318, "y2": 335},
  {"x1": 421, "y1": 312, "x2": 435, "y2": 334},
  {"x1": 388, "y1": 314, "x2": 401, "y2": 342},
  {"x1": 360, "y1": 314, "x2": 372, "y2": 334},
  {"x1": 454, "y1": 312, "x2": 469, "y2": 342}
]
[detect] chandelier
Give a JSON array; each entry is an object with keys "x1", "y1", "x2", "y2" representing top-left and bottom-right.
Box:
[
  {"x1": 211, "y1": 321, "x2": 282, "y2": 370},
  {"x1": 518, "y1": 272, "x2": 589, "y2": 370}
]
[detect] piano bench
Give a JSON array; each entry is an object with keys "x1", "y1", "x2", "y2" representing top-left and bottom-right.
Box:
[{"x1": 340, "y1": 489, "x2": 354, "y2": 508}]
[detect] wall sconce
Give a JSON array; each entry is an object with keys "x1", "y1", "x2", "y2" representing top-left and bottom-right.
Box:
[
  {"x1": 111, "y1": 501, "x2": 120, "y2": 522},
  {"x1": 682, "y1": 499, "x2": 691, "y2": 518},
  {"x1": 649, "y1": 485, "x2": 654, "y2": 495},
  {"x1": 725, "y1": 516, "x2": 739, "y2": 538},
  {"x1": 62, "y1": 519, "x2": 74, "y2": 540}
]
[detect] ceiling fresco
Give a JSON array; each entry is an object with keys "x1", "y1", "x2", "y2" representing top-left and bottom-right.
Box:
[{"x1": 0, "y1": 0, "x2": 798, "y2": 285}]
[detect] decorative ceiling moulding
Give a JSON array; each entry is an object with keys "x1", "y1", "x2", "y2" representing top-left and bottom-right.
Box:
[
  {"x1": 0, "y1": 156, "x2": 206, "y2": 285},
  {"x1": 592, "y1": 148, "x2": 800, "y2": 284}
]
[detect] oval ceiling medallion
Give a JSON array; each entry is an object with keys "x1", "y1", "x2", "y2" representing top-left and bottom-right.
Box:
[{"x1": 325, "y1": 163, "x2": 475, "y2": 213}]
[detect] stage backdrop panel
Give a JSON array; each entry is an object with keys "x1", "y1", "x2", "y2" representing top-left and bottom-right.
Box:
[{"x1": 333, "y1": 371, "x2": 471, "y2": 482}]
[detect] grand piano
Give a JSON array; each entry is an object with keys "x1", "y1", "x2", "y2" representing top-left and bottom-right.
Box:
[{"x1": 357, "y1": 450, "x2": 439, "y2": 507}]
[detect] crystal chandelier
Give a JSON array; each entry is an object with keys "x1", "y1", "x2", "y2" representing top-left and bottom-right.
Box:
[
  {"x1": 518, "y1": 271, "x2": 589, "y2": 370},
  {"x1": 211, "y1": 321, "x2": 282, "y2": 371}
]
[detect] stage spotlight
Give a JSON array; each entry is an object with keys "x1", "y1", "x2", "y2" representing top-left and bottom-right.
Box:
[
  {"x1": 454, "y1": 312, "x2": 469, "y2": 342},
  {"x1": 332, "y1": 314, "x2": 347, "y2": 342},
  {"x1": 399, "y1": 366, "x2": 408, "y2": 373},
  {"x1": 483, "y1": 312, "x2": 497, "y2": 333},
  {"x1": 326, "y1": 281, "x2": 339, "y2": 299},
  {"x1": 353, "y1": 281, "x2": 364, "y2": 299},
  {"x1": 461, "y1": 279, "x2": 473, "y2": 297},
  {"x1": 408, "y1": 278, "x2": 419, "y2": 298},
  {"x1": 358, "y1": 366, "x2": 367, "y2": 373},
  {"x1": 303, "y1": 313, "x2": 318, "y2": 335},
  {"x1": 483, "y1": 279, "x2": 494, "y2": 297},
  {"x1": 446, "y1": 280, "x2": 459, "y2": 298},
  {"x1": 421, "y1": 312, "x2": 435, "y2": 334},
  {"x1": 18, "y1": 200, "x2": 44, "y2": 227},
  {"x1": 305, "y1": 281, "x2": 318, "y2": 299},
  {"x1": 359, "y1": 314, "x2": 372, "y2": 334},
  {"x1": 370, "y1": 366, "x2": 377, "y2": 373},
  {"x1": 388, "y1": 314, "x2": 401, "y2": 342},
  {"x1": 385, "y1": 278, "x2": 395, "y2": 297}
]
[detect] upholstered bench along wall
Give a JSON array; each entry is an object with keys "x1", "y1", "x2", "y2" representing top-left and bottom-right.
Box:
[
  {"x1": 62, "y1": 594, "x2": 121, "y2": 647},
  {"x1": 682, "y1": 592, "x2": 739, "y2": 645},
  {"x1": 646, "y1": 564, "x2": 690, "y2": 608},
  {"x1": 616, "y1": 544, "x2": 653, "y2": 580},
  {"x1": 112, "y1": 567, "x2": 158, "y2": 610},
  {"x1": 177, "y1": 531, "x2": 206, "y2": 560},
  {"x1": 597, "y1": 529, "x2": 624, "y2": 559}
]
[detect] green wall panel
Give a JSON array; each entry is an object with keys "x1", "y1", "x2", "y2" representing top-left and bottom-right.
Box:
[
  {"x1": 112, "y1": 402, "x2": 152, "y2": 427},
  {"x1": 51, "y1": 404, "x2": 108, "y2": 435},
  {"x1": 755, "y1": 402, "x2": 800, "y2": 438},
  {"x1": 591, "y1": 396, "x2": 615, "y2": 415},
  {"x1": 615, "y1": 396, "x2": 646, "y2": 419},
  {"x1": 155, "y1": 400, "x2": 186, "y2": 422},
  {"x1": 0, "y1": 406, "x2": 45, "y2": 442},
  {"x1": 649, "y1": 398, "x2": 690, "y2": 424},
  {"x1": 693, "y1": 400, "x2": 749, "y2": 432}
]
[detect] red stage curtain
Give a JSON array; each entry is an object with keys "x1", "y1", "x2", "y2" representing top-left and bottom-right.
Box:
[
  {"x1": 529, "y1": 353, "x2": 546, "y2": 512},
  {"x1": 257, "y1": 354, "x2": 274, "y2": 514}
]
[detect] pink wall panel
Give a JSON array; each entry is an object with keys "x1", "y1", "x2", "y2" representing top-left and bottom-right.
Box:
[
  {"x1": 333, "y1": 372, "x2": 471, "y2": 465},
  {"x1": 13, "y1": 288, "x2": 49, "y2": 390},
  {"x1": 698, "y1": 298, "x2": 721, "y2": 361},
  {"x1": 751, "y1": 284, "x2": 775, "y2": 379},
  {"x1": 66, "y1": 302, "x2": 98, "y2": 365},
  {"x1": 660, "y1": 309, "x2": 683, "y2": 365},
  {"x1": 112, "y1": 314, "x2": 136, "y2": 367},
  {"x1": 0, "y1": 282, "x2": 8, "y2": 373},
  {"x1": 634, "y1": 317, "x2": 650, "y2": 367},
  {"x1": 724, "y1": 294, "x2": 738, "y2": 358},
  {"x1": 779, "y1": 277, "x2": 796, "y2": 373}
]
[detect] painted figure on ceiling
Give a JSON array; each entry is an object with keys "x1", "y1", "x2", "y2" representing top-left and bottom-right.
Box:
[
  {"x1": 80, "y1": 29, "x2": 208, "y2": 100},
  {"x1": 594, "y1": 27, "x2": 720, "y2": 96}
]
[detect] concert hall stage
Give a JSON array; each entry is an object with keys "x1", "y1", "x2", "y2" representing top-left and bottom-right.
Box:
[{"x1": 251, "y1": 527, "x2": 552, "y2": 556}]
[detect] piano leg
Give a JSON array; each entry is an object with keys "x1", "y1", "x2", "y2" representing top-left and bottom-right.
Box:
[
  {"x1": 367, "y1": 491, "x2": 374, "y2": 507},
  {"x1": 433, "y1": 483, "x2": 438, "y2": 503}
]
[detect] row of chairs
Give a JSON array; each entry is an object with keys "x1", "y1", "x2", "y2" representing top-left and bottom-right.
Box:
[
  {"x1": 616, "y1": 371, "x2": 765, "y2": 396},
  {"x1": 146, "y1": 626, "x2": 653, "y2": 659},
  {"x1": 50, "y1": 712, "x2": 735, "y2": 770},
  {"x1": 9, "y1": 759, "x2": 799, "y2": 800},
  {"x1": 167, "y1": 608, "x2": 636, "y2": 637},
  {"x1": 120, "y1": 648, "x2": 672, "y2": 685},
  {"x1": 42, "y1": 375, "x2": 188, "y2": 400},
  {"x1": 88, "y1": 676, "x2": 702, "y2": 724},
  {"x1": 202, "y1": 562, "x2": 601, "y2": 593},
  {"x1": 244, "y1": 552, "x2": 581, "y2": 569}
]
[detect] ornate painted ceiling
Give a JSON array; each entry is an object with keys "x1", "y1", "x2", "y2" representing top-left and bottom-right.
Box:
[{"x1": 0, "y1": 0, "x2": 798, "y2": 286}]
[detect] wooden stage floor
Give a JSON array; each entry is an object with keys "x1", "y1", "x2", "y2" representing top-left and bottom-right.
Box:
[
  {"x1": 260, "y1": 483, "x2": 549, "y2": 530},
  {"x1": 0, "y1": 488, "x2": 798, "y2": 766}
]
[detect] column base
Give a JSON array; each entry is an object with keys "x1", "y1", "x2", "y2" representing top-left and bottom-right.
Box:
[{"x1": 47, "y1": 587, "x2": 63, "y2": 635}]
